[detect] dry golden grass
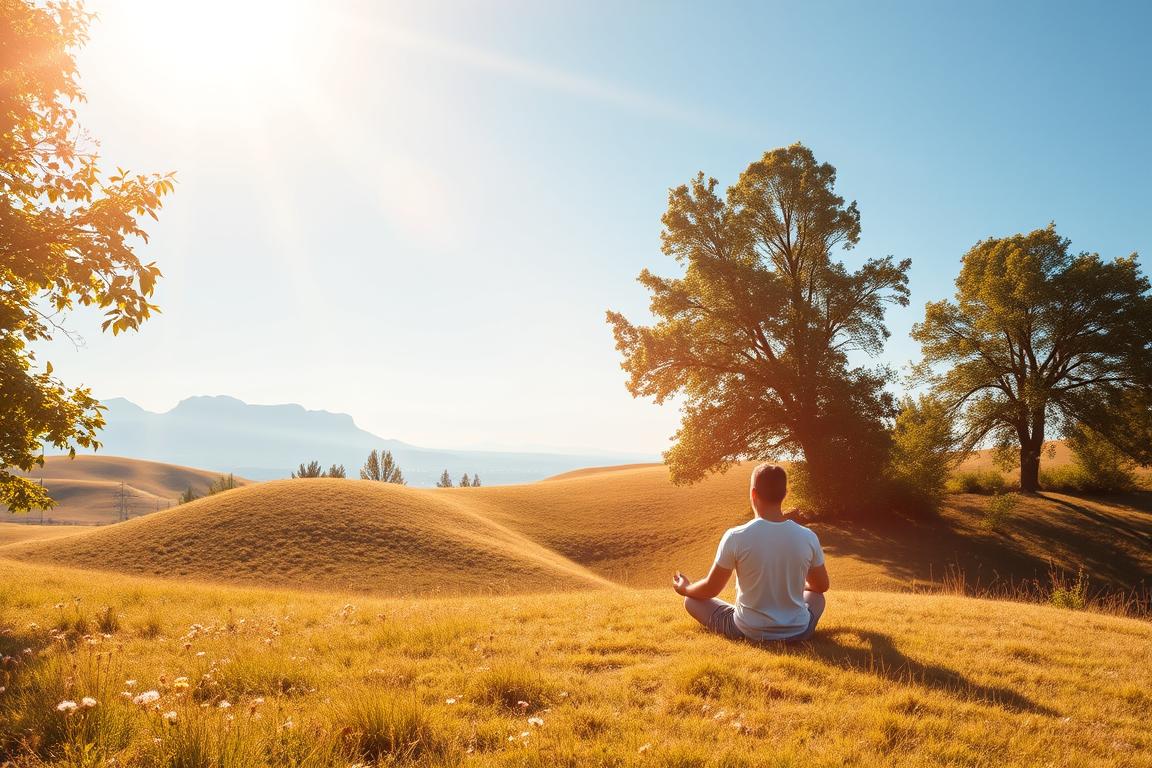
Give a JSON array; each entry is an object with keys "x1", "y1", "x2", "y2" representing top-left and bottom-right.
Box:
[
  {"x1": 9, "y1": 480, "x2": 610, "y2": 596},
  {"x1": 12, "y1": 455, "x2": 250, "y2": 525},
  {"x1": 1, "y1": 558, "x2": 1150, "y2": 767},
  {"x1": 0, "y1": 522, "x2": 88, "y2": 548}
]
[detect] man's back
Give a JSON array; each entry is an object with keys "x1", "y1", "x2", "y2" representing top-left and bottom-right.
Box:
[{"x1": 715, "y1": 518, "x2": 824, "y2": 640}]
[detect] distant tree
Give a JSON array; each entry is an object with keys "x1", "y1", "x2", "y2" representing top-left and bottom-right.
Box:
[
  {"x1": 607, "y1": 143, "x2": 909, "y2": 517},
  {"x1": 206, "y1": 474, "x2": 238, "y2": 495},
  {"x1": 436, "y1": 470, "x2": 453, "y2": 488},
  {"x1": 292, "y1": 461, "x2": 325, "y2": 478},
  {"x1": 459, "y1": 473, "x2": 472, "y2": 488},
  {"x1": 912, "y1": 225, "x2": 1152, "y2": 492},
  {"x1": 360, "y1": 449, "x2": 405, "y2": 484},
  {"x1": 327, "y1": 464, "x2": 347, "y2": 479},
  {"x1": 471, "y1": 475, "x2": 481, "y2": 487},
  {"x1": 0, "y1": 1, "x2": 175, "y2": 513},
  {"x1": 179, "y1": 485, "x2": 198, "y2": 504}
]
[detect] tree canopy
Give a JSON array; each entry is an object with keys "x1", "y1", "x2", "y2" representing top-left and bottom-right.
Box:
[
  {"x1": 912, "y1": 225, "x2": 1152, "y2": 491},
  {"x1": 608, "y1": 143, "x2": 909, "y2": 516},
  {"x1": 1, "y1": 0, "x2": 174, "y2": 512}
]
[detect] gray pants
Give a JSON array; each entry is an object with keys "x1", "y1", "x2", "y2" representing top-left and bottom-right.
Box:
[{"x1": 684, "y1": 591, "x2": 826, "y2": 643}]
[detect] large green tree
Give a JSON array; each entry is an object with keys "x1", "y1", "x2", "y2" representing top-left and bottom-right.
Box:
[
  {"x1": 608, "y1": 144, "x2": 910, "y2": 516},
  {"x1": 1, "y1": 1, "x2": 174, "y2": 512},
  {"x1": 912, "y1": 225, "x2": 1152, "y2": 492}
]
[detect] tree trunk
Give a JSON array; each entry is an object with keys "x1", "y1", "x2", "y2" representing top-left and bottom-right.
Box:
[
  {"x1": 1019, "y1": 443, "x2": 1041, "y2": 493},
  {"x1": 1019, "y1": 409, "x2": 1046, "y2": 493}
]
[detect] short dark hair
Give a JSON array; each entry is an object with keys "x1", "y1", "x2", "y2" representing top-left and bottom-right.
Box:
[{"x1": 751, "y1": 463, "x2": 787, "y2": 503}]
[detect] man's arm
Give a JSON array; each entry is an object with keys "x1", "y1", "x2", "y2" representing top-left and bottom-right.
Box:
[
  {"x1": 672, "y1": 563, "x2": 733, "y2": 600},
  {"x1": 805, "y1": 563, "x2": 830, "y2": 593}
]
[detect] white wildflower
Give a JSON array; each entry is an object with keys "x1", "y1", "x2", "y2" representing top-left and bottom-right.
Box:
[
  {"x1": 162, "y1": 711, "x2": 178, "y2": 723},
  {"x1": 133, "y1": 690, "x2": 160, "y2": 705},
  {"x1": 81, "y1": 697, "x2": 97, "y2": 708},
  {"x1": 56, "y1": 700, "x2": 78, "y2": 713},
  {"x1": 218, "y1": 700, "x2": 231, "y2": 709},
  {"x1": 527, "y1": 716, "x2": 544, "y2": 727}
]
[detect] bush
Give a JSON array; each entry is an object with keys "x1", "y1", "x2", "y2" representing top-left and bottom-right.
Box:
[
  {"x1": 982, "y1": 493, "x2": 1018, "y2": 531},
  {"x1": 884, "y1": 395, "x2": 960, "y2": 516},
  {"x1": 1049, "y1": 569, "x2": 1089, "y2": 610},
  {"x1": 947, "y1": 470, "x2": 1010, "y2": 495},
  {"x1": 1059, "y1": 427, "x2": 1138, "y2": 493}
]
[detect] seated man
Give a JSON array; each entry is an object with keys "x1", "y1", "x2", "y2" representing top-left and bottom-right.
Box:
[{"x1": 672, "y1": 463, "x2": 828, "y2": 643}]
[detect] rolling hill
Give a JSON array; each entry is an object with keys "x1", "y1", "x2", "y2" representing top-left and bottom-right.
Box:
[
  {"x1": 10, "y1": 455, "x2": 249, "y2": 525},
  {"x1": 12, "y1": 462, "x2": 1152, "y2": 602}
]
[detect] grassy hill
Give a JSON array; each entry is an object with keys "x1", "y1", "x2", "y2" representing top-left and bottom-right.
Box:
[
  {"x1": 0, "y1": 558, "x2": 1149, "y2": 767},
  {"x1": 11, "y1": 464, "x2": 1152, "y2": 606},
  {"x1": 9, "y1": 479, "x2": 610, "y2": 595},
  {"x1": 11, "y1": 455, "x2": 250, "y2": 525}
]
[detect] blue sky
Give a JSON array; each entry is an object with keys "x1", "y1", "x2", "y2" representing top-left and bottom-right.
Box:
[{"x1": 40, "y1": 0, "x2": 1151, "y2": 454}]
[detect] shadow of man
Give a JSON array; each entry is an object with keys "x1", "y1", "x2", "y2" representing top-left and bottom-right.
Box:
[{"x1": 765, "y1": 626, "x2": 1059, "y2": 716}]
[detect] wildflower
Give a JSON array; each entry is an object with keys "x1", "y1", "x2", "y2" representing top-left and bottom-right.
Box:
[
  {"x1": 54, "y1": 603, "x2": 64, "y2": 609},
  {"x1": 57, "y1": 700, "x2": 78, "y2": 713},
  {"x1": 120, "y1": 691, "x2": 132, "y2": 698},
  {"x1": 516, "y1": 700, "x2": 529, "y2": 711},
  {"x1": 527, "y1": 716, "x2": 544, "y2": 727},
  {"x1": 218, "y1": 700, "x2": 231, "y2": 709},
  {"x1": 162, "y1": 711, "x2": 178, "y2": 724},
  {"x1": 638, "y1": 743, "x2": 652, "y2": 754},
  {"x1": 196, "y1": 651, "x2": 206, "y2": 657},
  {"x1": 173, "y1": 677, "x2": 190, "y2": 690},
  {"x1": 81, "y1": 697, "x2": 97, "y2": 708},
  {"x1": 445, "y1": 698, "x2": 457, "y2": 705},
  {"x1": 133, "y1": 690, "x2": 161, "y2": 705},
  {"x1": 125, "y1": 679, "x2": 137, "y2": 688}
]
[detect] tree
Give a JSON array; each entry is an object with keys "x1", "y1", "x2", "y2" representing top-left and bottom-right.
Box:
[
  {"x1": 179, "y1": 485, "x2": 198, "y2": 505},
  {"x1": 459, "y1": 473, "x2": 471, "y2": 487},
  {"x1": 471, "y1": 475, "x2": 481, "y2": 487},
  {"x1": 359, "y1": 449, "x2": 405, "y2": 485},
  {"x1": 607, "y1": 144, "x2": 909, "y2": 516},
  {"x1": 912, "y1": 225, "x2": 1152, "y2": 492},
  {"x1": 436, "y1": 469, "x2": 453, "y2": 488},
  {"x1": 1, "y1": 1, "x2": 175, "y2": 513},
  {"x1": 206, "y1": 473, "x2": 238, "y2": 495},
  {"x1": 327, "y1": 464, "x2": 346, "y2": 479},
  {"x1": 292, "y1": 460, "x2": 325, "y2": 478}
]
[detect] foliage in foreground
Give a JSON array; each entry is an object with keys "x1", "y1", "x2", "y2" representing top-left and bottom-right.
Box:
[{"x1": 1, "y1": 0, "x2": 175, "y2": 513}]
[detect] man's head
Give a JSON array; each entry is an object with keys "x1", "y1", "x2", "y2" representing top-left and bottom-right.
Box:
[{"x1": 750, "y1": 462, "x2": 787, "y2": 512}]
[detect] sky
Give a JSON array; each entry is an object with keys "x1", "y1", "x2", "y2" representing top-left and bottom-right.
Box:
[{"x1": 37, "y1": 0, "x2": 1152, "y2": 454}]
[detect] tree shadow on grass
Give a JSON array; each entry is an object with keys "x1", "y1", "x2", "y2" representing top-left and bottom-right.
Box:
[{"x1": 786, "y1": 627, "x2": 1059, "y2": 716}]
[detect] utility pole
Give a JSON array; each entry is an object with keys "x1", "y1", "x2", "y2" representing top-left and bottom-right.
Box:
[{"x1": 113, "y1": 481, "x2": 132, "y2": 522}]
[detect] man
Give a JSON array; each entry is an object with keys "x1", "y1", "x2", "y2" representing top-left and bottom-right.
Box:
[{"x1": 672, "y1": 463, "x2": 829, "y2": 643}]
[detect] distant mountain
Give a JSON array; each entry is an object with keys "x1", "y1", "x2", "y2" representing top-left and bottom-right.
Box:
[{"x1": 79, "y1": 396, "x2": 659, "y2": 486}]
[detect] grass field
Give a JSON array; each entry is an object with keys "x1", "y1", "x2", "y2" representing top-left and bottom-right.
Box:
[
  {"x1": 2, "y1": 457, "x2": 1150, "y2": 766},
  {"x1": 1, "y1": 558, "x2": 1149, "y2": 767}
]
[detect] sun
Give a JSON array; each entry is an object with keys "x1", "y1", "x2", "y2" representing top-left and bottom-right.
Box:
[{"x1": 107, "y1": 0, "x2": 324, "y2": 106}]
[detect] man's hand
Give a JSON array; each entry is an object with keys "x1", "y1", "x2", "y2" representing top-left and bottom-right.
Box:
[{"x1": 672, "y1": 571, "x2": 690, "y2": 596}]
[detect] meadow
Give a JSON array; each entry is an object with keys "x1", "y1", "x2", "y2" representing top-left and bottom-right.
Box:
[{"x1": 1, "y1": 461, "x2": 1150, "y2": 766}]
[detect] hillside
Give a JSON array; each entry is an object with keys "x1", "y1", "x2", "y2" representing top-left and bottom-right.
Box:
[
  {"x1": 10, "y1": 455, "x2": 249, "y2": 524},
  {"x1": 13, "y1": 464, "x2": 1152, "y2": 603},
  {"x1": 0, "y1": 558, "x2": 1149, "y2": 767},
  {"x1": 10, "y1": 479, "x2": 610, "y2": 595}
]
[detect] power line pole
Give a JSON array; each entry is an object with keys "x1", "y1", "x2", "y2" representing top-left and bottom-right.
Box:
[{"x1": 113, "y1": 481, "x2": 132, "y2": 522}]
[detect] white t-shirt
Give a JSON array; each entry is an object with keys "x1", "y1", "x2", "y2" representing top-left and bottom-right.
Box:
[{"x1": 714, "y1": 518, "x2": 825, "y2": 640}]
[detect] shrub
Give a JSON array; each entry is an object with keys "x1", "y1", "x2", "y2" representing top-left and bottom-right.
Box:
[
  {"x1": 1060, "y1": 427, "x2": 1138, "y2": 493},
  {"x1": 884, "y1": 395, "x2": 960, "y2": 516},
  {"x1": 982, "y1": 493, "x2": 1018, "y2": 531},
  {"x1": 1049, "y1": 568, "x2": 1089, "y2": 611},
  {"x1": 947, "y1": 470, "x2": 1010, "y2": 495}
]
